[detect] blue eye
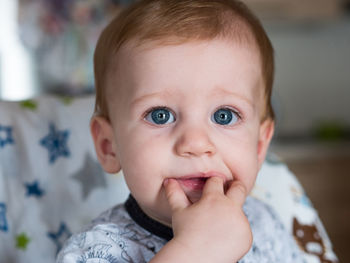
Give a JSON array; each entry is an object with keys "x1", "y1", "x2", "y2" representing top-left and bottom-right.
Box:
[
  {"x1": 212, "y1": 108, "x2": 239, "y2": 125},
  {"x1": 144, "y1": 107, "x2": 175, "y2": 125}
]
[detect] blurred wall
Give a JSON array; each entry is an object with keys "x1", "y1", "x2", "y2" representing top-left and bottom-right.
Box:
[
  {"x1": 266, "y1": 18, "x2": 350, "y2": 137},
  {"x1": 0, "y1": 0, "x2": 349, "y2": 139}
]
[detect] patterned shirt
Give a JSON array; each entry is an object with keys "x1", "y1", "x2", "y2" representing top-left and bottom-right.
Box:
[{"x1": 57, "y1": 195, "x2": 306, "y2": 263}]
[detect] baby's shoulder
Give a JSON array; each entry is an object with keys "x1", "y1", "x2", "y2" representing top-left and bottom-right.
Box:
[
  {"x1": 56, "y1": 223, "x2": 131, "y2": 262},
  {"x1": 56, "y1": 204, "x2": 161, "y2": 263},
  {"x1": 56, "y1": 204, "x2": 130, "y2": 262},
  {"x1": 56, "y1": 205, "x2": 143, "y2": 263}
]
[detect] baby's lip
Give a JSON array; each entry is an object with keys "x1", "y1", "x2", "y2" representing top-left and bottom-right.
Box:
[
  {"x1": 175, "y1": 171, "x2": 228, "y2": 181},
  {"x1": 171, "y1": 171, "x2": 229, "y2": 190},
  {"x1": 169, "y1": 172, "x2": 230, "y2": 202}
]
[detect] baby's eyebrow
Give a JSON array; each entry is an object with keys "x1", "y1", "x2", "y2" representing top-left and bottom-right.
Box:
[
  {"x1": 210, "y1": 87, "x2": 254, "y2": 108},
  {"x1": 130, "y1": 87, "x2": 254, "y2": 108},
  {"x1": 130, "y1": 90, "x2": 173, "y2": 107}
]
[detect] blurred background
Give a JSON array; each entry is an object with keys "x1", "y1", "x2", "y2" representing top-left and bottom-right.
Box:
[{"x1": 0, "y1": 0, "x2": 349, "y2": 261}]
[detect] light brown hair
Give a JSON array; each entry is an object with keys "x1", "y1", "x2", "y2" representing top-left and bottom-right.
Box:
[{"x1": 94, "y1": 0, "x2": 275, "y2": 120}]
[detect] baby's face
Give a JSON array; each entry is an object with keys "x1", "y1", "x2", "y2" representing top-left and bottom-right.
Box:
[{"x1": 101, "y1": 39, "x2": 273, "y2": 225}]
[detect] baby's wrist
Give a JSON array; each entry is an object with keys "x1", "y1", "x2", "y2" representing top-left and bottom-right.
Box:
[
  {"x1": 149, "y1": 238, "x2": 199, "y2": 263},
  {"x1": 169, "y1": 236, "x2": 241, "y2": 263}
]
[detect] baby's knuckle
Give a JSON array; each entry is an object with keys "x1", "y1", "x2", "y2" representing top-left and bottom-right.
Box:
[{"x1": 203, "y1": 193, "x2": 222, "y2": 204}]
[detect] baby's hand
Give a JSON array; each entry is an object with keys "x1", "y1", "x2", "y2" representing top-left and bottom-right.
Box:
[{"x1": 164, "y1": 177, "x2": 252, "y2": 263}]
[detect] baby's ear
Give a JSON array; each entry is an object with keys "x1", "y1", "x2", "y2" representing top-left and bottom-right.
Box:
[
  {"x1": 257, "y1": 119, "x2": 275, "y2": 168},
  {"x1": 90, "y1": 116, "x2": 121, "y2": 174}
]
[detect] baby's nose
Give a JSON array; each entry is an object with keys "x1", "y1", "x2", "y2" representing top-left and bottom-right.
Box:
[{"x1": 174, "y1": 126, "x2": 216, "y2": 157}]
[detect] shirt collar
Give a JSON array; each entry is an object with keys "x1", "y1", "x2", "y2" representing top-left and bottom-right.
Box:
[{"x1": 124, "y1": 194, "x2": 174, "y2": 241}]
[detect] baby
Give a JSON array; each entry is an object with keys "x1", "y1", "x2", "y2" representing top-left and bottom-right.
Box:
[{"x1": 58, "y1": 0, "x2": 305, "y2": 262}]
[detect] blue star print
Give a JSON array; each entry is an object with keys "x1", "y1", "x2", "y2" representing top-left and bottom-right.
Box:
[
  {"x1": 40, "y1": 123, "x2": 70, "y2": 164},
  {"x1": 25, "y1": 180, "x2": 45, "y2": 198},
  {"x1": 0, "y1": 203, "x2": 9, "y2": 232},
  {"x1": 0, "y1": 124, "x2": 14, "y2": 148},
  {"x1": 48, "y1": 222, "x2": 71, "y2": 254}
]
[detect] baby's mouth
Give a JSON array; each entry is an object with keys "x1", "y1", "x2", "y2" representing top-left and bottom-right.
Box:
[
  {"x1": 174, "y1": 176, "x2": 209, "y2": 204},
  {"x1": 172, "y1": 172, "x2": 228, "y2": 203},
  {"x1": 174, "y1": 171, "x2": 227, "y2": 191},
  {"x1": 176, "y1": 177, "x2": 206, "y2": 203},
  {"x1": 176, "y1": 177, "x2": 208, "y2": 191},
  {"x1": 167, "y1": 171, "x2": 228, "y2": 203}
]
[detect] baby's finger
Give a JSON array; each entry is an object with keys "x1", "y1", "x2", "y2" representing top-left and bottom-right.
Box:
[
  {"x1": 164, "y1": 179, "x2": 191, "y2": 212},
  {"x1": 225, "y1": 180, "x2": 247, "y2": 207},
  {"x1": 202, "y1": 176, "x2": 224, "y2": 196}
]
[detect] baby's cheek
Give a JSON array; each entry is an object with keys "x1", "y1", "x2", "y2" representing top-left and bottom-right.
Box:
[{"x1": 224, "y1": 150, "x2": 259, "y2": 190}]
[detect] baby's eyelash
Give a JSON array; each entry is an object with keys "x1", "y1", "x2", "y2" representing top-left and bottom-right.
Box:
[
  {"x1": 220, "y1": 106, "x2": 242, "y2": 119},
  {"x1": 142, "y1": 106, "x2": 174, "y2": 118},
  {"x1": 142, "y1": 105, "x2": 243, "y2": 121}
]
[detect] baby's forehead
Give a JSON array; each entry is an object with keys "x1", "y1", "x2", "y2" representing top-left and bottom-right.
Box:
[
  {"x1": 106, "y1": 37, "x2": 264, "y2": 106},
  {"x1": 104, "y1": 12, "x2": 263, "y2": 87},
  {"x1": 113, "y1": 33, "x2": 262, "y2": 71}
]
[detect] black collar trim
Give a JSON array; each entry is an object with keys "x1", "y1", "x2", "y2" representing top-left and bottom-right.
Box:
[{"x1": 124, "y1": 194, "x2": 174, "y2": 241}]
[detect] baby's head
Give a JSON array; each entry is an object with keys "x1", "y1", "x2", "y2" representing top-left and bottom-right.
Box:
[
  {"x1": 94, "y1": 0, "x2": 274, "y2": 121},
  {"x1": 91, "y1": 0, "x2": 275, "y2": 225}
]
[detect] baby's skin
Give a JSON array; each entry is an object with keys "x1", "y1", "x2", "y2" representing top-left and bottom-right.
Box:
[{"x1": 91, "y1": 39, "x2": 274, "y2": 262}]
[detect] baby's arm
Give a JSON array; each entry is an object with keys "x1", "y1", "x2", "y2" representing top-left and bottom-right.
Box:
[{"x1": 150, "y1": 177, "x2": 252, "y2": 263}]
